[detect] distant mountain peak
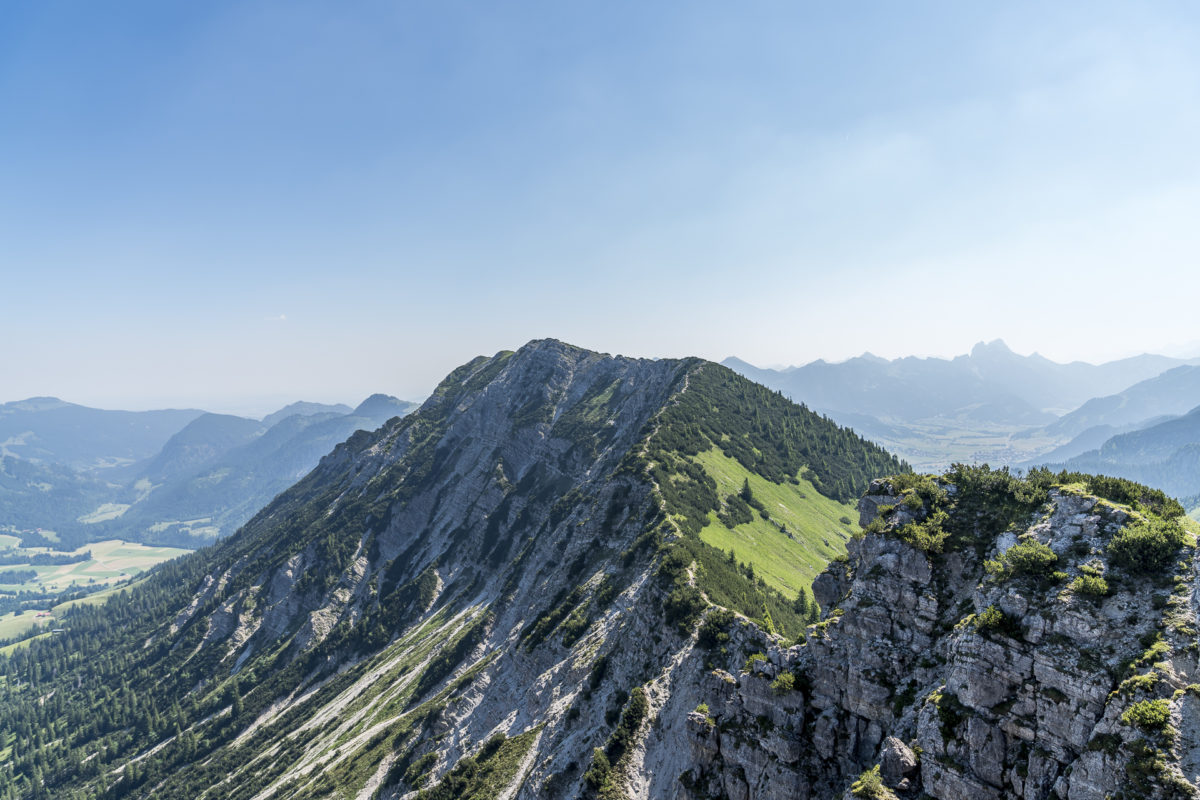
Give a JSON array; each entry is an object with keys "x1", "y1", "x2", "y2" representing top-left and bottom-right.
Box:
[
  {"x1": 969, "y1": 338, "x2": 1014, "y2": 358},
  {"x1": 352, "y1": 393, "x2": 418, "y2": 420},
  {"x1": 720, "y1": 356, "x2": 758, "y2": 370},
  {"x1": 261, "y1": 401, "x2": 354, "y2": 428},
  {"x1": 4, "y1": 396, "x2": 72, "y2": 412}
]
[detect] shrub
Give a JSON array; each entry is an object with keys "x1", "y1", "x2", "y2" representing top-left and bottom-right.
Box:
[
  {"x1": 697, "y1": 608, "x2": 733, "y2": 649},
  {"x1": 986, "y1": 538, "x2": 1057, "y2": 580},
  {"x1": 924, "y1": 688, "x2": 968, "y2": 742},
  {"x1": 889, "y1": 473, "x2": 948, "y2": 507},
  {"x1": 1118, "y1": 672, "x2": 1159, "y2": 697},
  {"x1": 770, "y1": 672, "x2": 796, "y2": 694},
  {"x1": 1086, "y1": 474, "x2": 1184, "y2": 518},
  {"x1": 582, "y1": 748, "x2": 611, "y2": 791},
  {"x1": 897, "y1": 510, "x2": 950, "y2": 553},
  {"x1": 559, "y1": 608, "x2": 591, "y2": 647},
  {"x1": 742, "y1": 652, "x2": 767, "y2": 673},
  {"x1": 1071, "y1": 573, "x2": 1109, "y2": 598},
  {"x1": 1122, "y1": 699, "x2": 1172, "y2": 734},
  {"x1": 1108, "y1": 518, "x2": 1188, "y2": 576},
  {"x1": 663, "y1": 585, "x2": 707, "y2": 632},
  {"x1": 973, "y1": 605, "x2": 1022, "y2": 638},
  {"x1": 850, "y1": 765, "x2": 891, "y2": 799}
]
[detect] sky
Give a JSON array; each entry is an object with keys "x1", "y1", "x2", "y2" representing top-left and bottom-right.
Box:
[{"x1": 3, "y1": 1, "x2": 1200, "y2": 414}]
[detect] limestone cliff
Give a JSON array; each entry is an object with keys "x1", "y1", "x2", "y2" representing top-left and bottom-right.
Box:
[{"x1": 679, "y1": 471, "x2": 1200, "y2": 800}]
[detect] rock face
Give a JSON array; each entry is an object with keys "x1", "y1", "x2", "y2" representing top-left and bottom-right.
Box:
[{"x1": 679, "y1": 475, "x2": 1200, "y2": 800}]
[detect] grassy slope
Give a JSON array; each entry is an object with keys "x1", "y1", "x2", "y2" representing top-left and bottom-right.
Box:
[
  {"x1": 0, "y1": 612, "x2": 47, "y2": 642},
  {"x1": 693, "y1": 448, "x2": 856, "y2": 598}
]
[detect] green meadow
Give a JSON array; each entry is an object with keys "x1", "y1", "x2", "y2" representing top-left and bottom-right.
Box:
[{"x1": 692, "y1": 447, "x2": 858, "y2": 599}]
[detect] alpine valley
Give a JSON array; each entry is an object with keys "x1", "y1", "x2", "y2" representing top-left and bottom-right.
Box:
[{"x1": 4, "y1": 339, "x2": 1200, "y2": 800}]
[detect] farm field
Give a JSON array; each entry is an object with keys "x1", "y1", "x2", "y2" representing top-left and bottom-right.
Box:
[
  {"x1": 0, "y1": 551, "x2": 176, "y2": 650},
  {"x1": 0, "y1": 539, "x2": 191, "y2": 593}
]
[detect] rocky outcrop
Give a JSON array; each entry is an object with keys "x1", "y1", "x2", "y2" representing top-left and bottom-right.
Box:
[{"x1": 678, "y1": 476, "x2": 1200, "y2": 799}]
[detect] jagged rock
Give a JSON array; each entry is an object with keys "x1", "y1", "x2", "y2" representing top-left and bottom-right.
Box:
[
  {"x1": 813, "y1": 567, "x2": 849, "y2": 612},
  {"x1": 677, "y1": 483, "x2": 1200, "y2": 800},
  {"x1": 880, "y1": 736, "x2": 917, "y2": 785}
]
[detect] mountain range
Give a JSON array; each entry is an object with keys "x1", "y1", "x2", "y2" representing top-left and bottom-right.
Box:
[
  {"x1": 724, "y1": 342, "x2": 1200, "y2": 473},
  {"x1": 0, "y1": 395, "x2": 417, "y2": 548},
  {"x1": 723, "y1": 340, "x2": 1194, "y2": 423},
  {"x1": 0, "y1": 397, "x2": 204, "y2": 469},
  {"x1": 1040, "y1": 401, "x2": 1200, "y2": 505},
  {"x1": 0, "y1": 339, "x2": 1195, "y2": 799}
]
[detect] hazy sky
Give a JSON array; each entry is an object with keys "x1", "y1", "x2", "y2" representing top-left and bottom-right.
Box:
[{"x1": 4, "y1": 2, "x2": 1200, "y2": 414}]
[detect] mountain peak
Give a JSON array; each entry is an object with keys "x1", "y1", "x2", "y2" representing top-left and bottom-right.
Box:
[
  {"x1": 261, "y1": 400, "x2": 354, "y2": 427},
  {"x1": 3, "y1": 396, "x2": 71, "y2": 412},
  {"x1": 352, "y1": 393, "x2": 416, "y2": 420},
  {"x1": 2, "y1": 341, "x2": 909, "y2": 799},
  {"x1": 969, "y1": 338, "x2": 1014, "y2": 358},
  {"x1": 721, "y1": 356, "x2": 759, "y2": 371}
]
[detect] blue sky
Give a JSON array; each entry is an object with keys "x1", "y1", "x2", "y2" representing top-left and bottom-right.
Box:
[{"x1": 3, "y1": 2, "x2": 1200, "y2": 413}]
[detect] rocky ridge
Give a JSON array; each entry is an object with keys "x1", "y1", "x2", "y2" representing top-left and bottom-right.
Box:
[
  {"x1": 678, "y1": 472, "x2": 1200, "y2": 800},
  {"x1": 0, "y1": 339, "x2": 900, "y2": 799}
]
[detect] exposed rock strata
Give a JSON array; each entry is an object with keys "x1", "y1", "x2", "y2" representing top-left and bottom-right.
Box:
[{"x1": 678, "y1": 479, "x2": 1200, "y2": 800}]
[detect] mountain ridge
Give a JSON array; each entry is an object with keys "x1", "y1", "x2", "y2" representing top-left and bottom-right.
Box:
[{"x1": 0, "y1": 339, "x2": 903, "y2": 798}]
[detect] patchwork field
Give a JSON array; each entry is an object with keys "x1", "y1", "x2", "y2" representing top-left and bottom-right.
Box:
[
  {"x1": 0, "y1": 539, "x2": 191, "y2": 593},
  {"x1": 0, "y1": 540, "x2": 184, "y2": 649}
]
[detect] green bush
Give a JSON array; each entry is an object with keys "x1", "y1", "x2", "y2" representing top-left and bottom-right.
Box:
[
  {"x1": 1108, "y1": 518, "x2": 1188, "y2": 576},
  {"x1": 897, "y1": 510, "x2": 950, "y2": 553},
  {"x1": 1122, "y1": 699, "x2": 1172, "y2": 733},
  {"x1": 850, "y1": 764, "x2": 891, "y2": 799},
  {"x1": 973, "y1": 605, "x2": 1022, "y2": 638},
  {"x1": 1006, "y1": 539, "x2": 1058, "y2": 575},
  {"x1": 985, "y1": 538, "x2": 1057, "y2": 581},
  {"x1": 742, "y1": 652, "x2": 767, "y2": 673},
  {"x1": 888, "y1": 473, "x2": 948, "y2": 507},
  {"x1": 770, "y1": 672, "x2": 796, "y2": 694},
  {"x1": 697, "y1": 608, "x2": 733, "y2": 649},
  {"x1": 559, "y1": 608, "x2": 591, "y2": 647},
  {"x1": 1070, "y1": 573, "x2": 1109, "y2": 598},
  {"x1": 663, "y1": 585, "x2": 707, "y2": 632}
]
